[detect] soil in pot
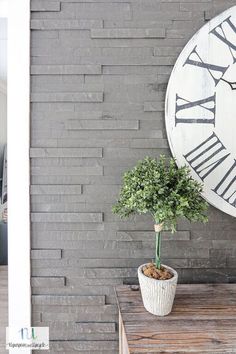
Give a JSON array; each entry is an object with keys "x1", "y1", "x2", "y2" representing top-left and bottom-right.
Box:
[{"x1": 142, "y1": 263, "x2": 173, "y2": 280}]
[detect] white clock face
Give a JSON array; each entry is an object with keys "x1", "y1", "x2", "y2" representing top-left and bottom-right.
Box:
[{"x1": 165, "y1": 6, "x2": 236, "y2": 218}]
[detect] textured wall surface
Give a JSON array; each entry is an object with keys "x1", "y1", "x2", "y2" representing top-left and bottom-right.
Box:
[{"x1": 30, "y1": 0, "x2": 236, "y2": 352}]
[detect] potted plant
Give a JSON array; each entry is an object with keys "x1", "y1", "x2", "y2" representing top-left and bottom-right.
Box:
[{"x1": 112, "y1": 156, "x2": 208, "y2": 316}]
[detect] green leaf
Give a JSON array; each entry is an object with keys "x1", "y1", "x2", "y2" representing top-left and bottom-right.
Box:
[{"x1": 112, "y1": 155, "x2": 209, "y2": 232}]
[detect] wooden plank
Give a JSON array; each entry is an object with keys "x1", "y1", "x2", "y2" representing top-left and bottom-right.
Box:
[
  {"x1": 116, "y1": 285, "x2": 236, "y2": 353},
  {"x1": 119, "y1": 311, "x2": 130, "y2": 354}
]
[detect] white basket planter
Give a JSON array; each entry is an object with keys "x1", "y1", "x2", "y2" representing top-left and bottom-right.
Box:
[{"x1": 138, "y1": 264, "x2": 178, "y2": 316}]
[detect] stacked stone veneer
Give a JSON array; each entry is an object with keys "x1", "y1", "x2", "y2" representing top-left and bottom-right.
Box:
[{"x1": 30, "y1": 1, "x2": 236, "y2": 352}]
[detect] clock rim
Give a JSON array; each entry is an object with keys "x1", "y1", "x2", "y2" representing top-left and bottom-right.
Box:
[{"x1": 165, "y1": 5, "x2": 236, "y2": 218}]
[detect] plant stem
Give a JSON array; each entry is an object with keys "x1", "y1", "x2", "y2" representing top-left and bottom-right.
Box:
[{"x1": 155, "y1": 231, "x2": 161, "y2": 270}]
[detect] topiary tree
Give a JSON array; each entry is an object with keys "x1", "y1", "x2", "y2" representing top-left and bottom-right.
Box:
[{"x1": 112, "y1": 156, "x2": 208, "y2": 270}]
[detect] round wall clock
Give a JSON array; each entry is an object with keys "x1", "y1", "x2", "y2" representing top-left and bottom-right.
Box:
[{"x1": 165, "y1": 6, "x2": 236, "y2": 217}]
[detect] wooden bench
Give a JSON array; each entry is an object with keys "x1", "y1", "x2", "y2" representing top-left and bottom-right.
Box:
[{"x1": 115, "y1": 284, "x2": 236, "y2": 353}]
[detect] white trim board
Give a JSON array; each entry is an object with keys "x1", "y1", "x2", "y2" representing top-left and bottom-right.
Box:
[
  {"x1": 7, "y1": 0, "x2": 31, "y2": 353},
  {"x1": 0, "y1": 0, "x2": 7, "y2": 17}
]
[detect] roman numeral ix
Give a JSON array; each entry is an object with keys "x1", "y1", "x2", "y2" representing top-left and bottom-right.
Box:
[
  {"x1": 175, "y1": 93, "x2": 216, "y2": 125},
  {"x1": 184, "y1": 132, "x2": 230, "y2": 181}
]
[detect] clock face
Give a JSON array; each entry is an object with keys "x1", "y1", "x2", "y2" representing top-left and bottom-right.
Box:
[{"x1": 165, "y1": 6, "x2": 236, "y2": 218}]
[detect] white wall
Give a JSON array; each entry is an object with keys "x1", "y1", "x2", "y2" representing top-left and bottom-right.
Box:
[
  {"x1": 0, "y1": 18, "x2": 7, "y2": 82},
  {"x1": 0, "y1": 84, "x2": 6, "y2": 170},
  {"x1": 0, "y1": 18, "x2": 7, "y2": 172}
]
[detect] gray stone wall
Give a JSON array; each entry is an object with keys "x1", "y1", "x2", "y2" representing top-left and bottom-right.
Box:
[{"x1": 30, "y1": 0, "x2": 236, "y2": 352}]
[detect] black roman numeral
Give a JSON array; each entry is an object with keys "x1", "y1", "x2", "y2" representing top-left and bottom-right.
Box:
[
  {"x1": 184, "y1": 132, "x2": 230, "y2": 181},
  {"x1": 212, "y1": 160, "x2": 236, "y2": 208},
  {"x1": 184, "y1": 45, "x2": 229, "y2": 86},
  {"x1": 210, "y1": 16, "x2": 236, "y2": 63},
  {"x1": 175, "y1": 93, "x2": 216, "y2": 125}
]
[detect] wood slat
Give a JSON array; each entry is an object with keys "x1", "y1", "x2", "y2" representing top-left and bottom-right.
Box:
[{"x1": 116, "y1": 284, "x2": 236, "y2": 353}]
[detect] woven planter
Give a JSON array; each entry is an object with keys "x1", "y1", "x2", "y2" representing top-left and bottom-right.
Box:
[{"x1": 138, "y1": 264, "x2": 178, "y2": 316}]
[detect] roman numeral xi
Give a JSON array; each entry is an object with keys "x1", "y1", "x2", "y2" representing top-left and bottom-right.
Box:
[
  {"x1": 210, "y1": 16, "x2": 236, "y2": 63},
  {"x1": 184, "y1": 16, "x2": 236, "y2": 86}
]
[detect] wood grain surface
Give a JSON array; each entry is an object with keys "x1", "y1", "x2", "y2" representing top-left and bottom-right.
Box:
[{"x1": 116, "y1": 284, "x2": 236, "y2": 353}]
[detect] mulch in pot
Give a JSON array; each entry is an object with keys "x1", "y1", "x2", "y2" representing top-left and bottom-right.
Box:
[{"x1": 142, "y1": 263, "x2": 173, "y2": 281}]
